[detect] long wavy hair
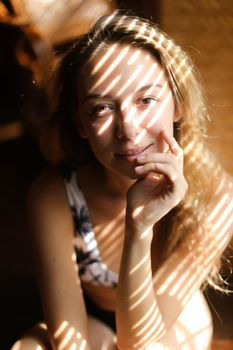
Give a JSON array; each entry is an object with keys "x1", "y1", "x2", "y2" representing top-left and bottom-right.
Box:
[{"x1": 50, "y1": 10, "x2": 228, "y2": 291}]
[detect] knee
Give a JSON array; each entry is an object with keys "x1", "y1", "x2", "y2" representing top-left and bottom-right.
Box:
[
  {"x1": 11, "y1": 323, "x2": 52, "y2": 350},
  {"x1": 88, "y1": 316, "x2": 117, "y2": 350}
]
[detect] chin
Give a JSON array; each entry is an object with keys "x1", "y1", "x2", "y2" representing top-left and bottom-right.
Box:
[{"x1": 117, "y1": 167, "x2": 138, "y2": 180}]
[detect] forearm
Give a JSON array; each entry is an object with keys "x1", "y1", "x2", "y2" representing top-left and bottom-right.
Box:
[
  {"x1": 116, "y1": 194, "x2": 233, "y2": 350},
  {"x1": 116, "y1": 226, "x2": 166, "y2": 349}
]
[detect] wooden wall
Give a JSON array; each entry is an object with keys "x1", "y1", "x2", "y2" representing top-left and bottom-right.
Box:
[{"x1": 160, "y1": 0, "x2": 233, "y2": 175}]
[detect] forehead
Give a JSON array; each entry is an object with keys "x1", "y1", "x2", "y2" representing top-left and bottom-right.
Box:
[{"x1": 81, "y1": 43, "x2": 167, "y2": 93}]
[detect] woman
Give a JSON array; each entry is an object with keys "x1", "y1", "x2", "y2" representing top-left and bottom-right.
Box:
[{"x1": 12, "y1": 11, "x2": 233, "y2": 350}]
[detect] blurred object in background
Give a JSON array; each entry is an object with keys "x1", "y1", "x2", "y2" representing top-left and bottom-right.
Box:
[
  {"x1": 0, "y1": 0, "x2": 117, "y2": 163},
  {"x1": 1, "y1": 0, "x2": 117, "y2": 43}
]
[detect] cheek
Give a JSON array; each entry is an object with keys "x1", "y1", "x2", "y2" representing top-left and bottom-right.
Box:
[
  {"x1": 85, "y1": 115, "x2": 114, "y2": 136},
  {"x1": 144, "y1": 108, "x2": 174, "y2": 136},
  {"x1": 83, "y1": 123, "x2": 111, "y2": 152},
  {"x1": 145, "y1": 105, "x2": 175, "y2": 152},
  {"x1": 140, "y1": 98, "x2": 175, "y2": 132}
]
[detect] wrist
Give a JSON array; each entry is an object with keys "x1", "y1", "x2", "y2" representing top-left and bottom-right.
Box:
[{"x1": 125, "y1": 218, "x2": 154, "y2": 245}]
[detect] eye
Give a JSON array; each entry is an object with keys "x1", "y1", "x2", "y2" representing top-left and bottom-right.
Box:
[
  {"x1": 137, "y1": 96, "x2": 159, "y2": 106},
  {"x1": 88, "y1": 104, "x2": 114, "y2": 116}
]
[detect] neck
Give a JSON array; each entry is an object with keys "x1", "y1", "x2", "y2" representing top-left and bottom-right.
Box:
[{"x1": 95, "y1": 165, "x2": 135, "y2": 199}]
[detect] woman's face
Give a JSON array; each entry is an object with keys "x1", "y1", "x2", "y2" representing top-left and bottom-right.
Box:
[{"x1": 76, "y1": 44, "x2": 177, "y2": 178}]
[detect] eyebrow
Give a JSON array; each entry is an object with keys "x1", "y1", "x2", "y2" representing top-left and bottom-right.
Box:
[{"x1": 82, "y1": 83, "x2": 163, "y2": 102}]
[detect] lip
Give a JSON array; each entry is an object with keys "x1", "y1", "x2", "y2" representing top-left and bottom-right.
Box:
[{"x1": 115, "y1": 143, "x2": 153, "y2": 162}]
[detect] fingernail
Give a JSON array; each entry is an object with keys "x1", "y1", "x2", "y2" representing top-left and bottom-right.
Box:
[
  {"x1": 137, "y1": 155, "x2": 146, "y2": 160},
  {"x1": 135, "y1": 166, "x2": 144, "y2": 173}
]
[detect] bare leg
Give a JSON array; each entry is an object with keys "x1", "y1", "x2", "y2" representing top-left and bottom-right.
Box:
[{"x1": 11, "y1": 317, "x2": 116, "y2": 350}]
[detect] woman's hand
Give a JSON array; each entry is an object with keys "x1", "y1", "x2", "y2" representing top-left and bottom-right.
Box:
[{"x1": 126, "y1": 130, "x2": 188, "y2": 236}]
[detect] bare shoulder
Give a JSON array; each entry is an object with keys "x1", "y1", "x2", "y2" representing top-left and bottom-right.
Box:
[
  {"x1": 27, "y1": 166, "x2": 73, "y2": 244},
  {"x1": 28, "y1": 166, "x2": 66, "y2": 207}
]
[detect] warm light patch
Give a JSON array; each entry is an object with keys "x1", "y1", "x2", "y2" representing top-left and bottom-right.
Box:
[
  {"x1": 124, "y1": 107, "x2": 137, "y2": 123},
  {"x1": 128, "y1": 18, "x2": 138, "y2": 31},
  {"x1": 135, "y1": 63, "x2": 158, "y2": 91},
  {"x1": 91, "y1": 43, "x2": 118, "y2": 75},
  {"x1": 129, "y1": 284, "x2": 153, "y2": 311},
  {"x1": 90, "y1": 46, "x2": 129, "y2": 92},
  {"x1": 176, "y1": 58, "x2": 187, "y2": 76},
  {"x1": 54, "y1": 321, "x2": 69, "y2": 338},
  {"x1": 207, "y1": 194, "x2": 229, "y2": 223},
  {"x1": 181, "y1": 67, "x2": 192, "y2": 82},
  {"x1": 135, "y1": 129, "x2": 146, "y2": 144},
  {"x1": 128, "y1": 50, "x2": 141, "y2": 65},
  {"x1": 58, "y1": 327, "x2": 75, "y2": 350},
  {"x1": 121, "y1": 96, "x2": 132, "y2": 111},
  {"x1": 79, "y1": 339, "x2": 87, "y2": 350},
  {"x1": 211, "y1": 198, "x2": 233, "y2": 232},
  {"x1": 155, "y1": 33, "x2": 165, "y2": 49},
  {"x1": 145, "y1": 28, "x2": 157, "y2": 44},
  {"x1": 97, "y1": 116, "x2": 113, "y2": 135},
  {"x1": 130, "y1": 274, "x2": 152, "y2": 300},
  {"x1": 135, "y1": 311, "x2": 158, "y2": 337},
  {"x1": 156, "y1": 270, "x2": 179, "y2": 295},
  {"x1": 132, "y1": 206, "x2": 144, "y2": 218},
  {"x1": 132, "y1": 301, "x2": 156, "y2": 330},
  {"x1": 11, "y1": 341, "x2": 21, "y2": 350},
  {"x1": 116, "y1": 64, "x2": 144, "y2": 97},
  {"x1": 129, "y1": 252, "x2": 150, "y2": 276},
  {"x1": 135, "y1": 82, "x2": 168, "y2": 127},
  {"x1": 54, "y1": 321, "x2": 88, "y2": 350},
  {"x1": 147, "y1": 91, "x2": 172, "y2": 128},
  {"x1": 183, "y1": 139, "x2": 195, "y2": 156},
  {"x1": 101, "y1": 75, "x2": 121, "y2": 96},
  {"x1": 135, "y1": 23, "x2": 147, "y2": 38}
]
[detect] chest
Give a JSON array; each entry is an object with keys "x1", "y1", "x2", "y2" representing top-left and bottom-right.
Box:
[
  {"x1": 91, "y1": 208, "x2": 161, "y2": 277},
  {"x1": 92, "y1": 210, "x2": 125, "y2": 274}
]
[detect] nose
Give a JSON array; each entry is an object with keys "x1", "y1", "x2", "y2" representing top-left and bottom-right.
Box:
[{"x1": 116, "y1": 106, "x2": 140, "y2": 140}]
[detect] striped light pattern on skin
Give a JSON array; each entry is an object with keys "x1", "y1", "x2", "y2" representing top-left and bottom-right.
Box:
[
  {"x1": 53, "y1": 321, "x2": 87, "y2": 350},
  {"x1": 91, "y1": 43, "x2": 118, "y2": 75},
  {"x1": 97, "y1": 115, "x2": 113, "y2": 135},
  {"x1": 75, "y1": 14, "x2": 233, "y2": 349},
  {"x1": 128, "y1": 49, "x2": 141, "y2": 65},
  {"x1": 93, "y1": 209, "x2": 125, "y2": 272},
  {"x1": 90, "y1": 46, "x2": 129, "y2": 93},
  {"x1": 89, "y1": 52, "x2": 172, "y2": 143},
  {"x1": 116, "y1": 64, "x2": 144, "y2": 97},
  {"x1": 101, "y1": 75, "x2": 121, "y2": 97}
]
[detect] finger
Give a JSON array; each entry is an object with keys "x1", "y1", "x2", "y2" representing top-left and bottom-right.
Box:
[
  {"x1": 137, "y1": 153, "x2": 180, "y2": 173},
  {"x1": 135, "y1": 162, "x2": 177, "y2": 182},
  {"x1": 155, "y1": 163, "x2": 179, "y2": 184},
  {"x1": 161, "y1": 130, "x2": 183, "y2": 158},
  {"x1": 156, "y1": 163, "x2": 188, "y2": 199},
  {"x1": 143, "y1": 172, "x2": 167, "y2": 188}
]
